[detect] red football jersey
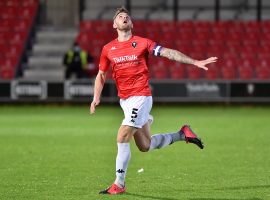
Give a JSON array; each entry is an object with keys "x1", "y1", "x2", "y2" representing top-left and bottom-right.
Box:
[{"x1": 99, "y1": 35, "x2": 161, "y2": 99}]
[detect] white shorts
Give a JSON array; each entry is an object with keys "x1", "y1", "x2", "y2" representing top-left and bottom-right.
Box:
[{"x1": 120, "y1": 96, "x2": 153, "y2": 128}]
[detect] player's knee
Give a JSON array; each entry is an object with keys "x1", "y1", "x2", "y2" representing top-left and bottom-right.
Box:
[
  {"x1": 117, "y1": 135, "x2": 130, "y2": 143},
  {"x1": 117, "y1": 128, "x2": 134, "y2": 142},
  {"x1": 138, "y1": 145, "x2": 150, "y2": 152}
]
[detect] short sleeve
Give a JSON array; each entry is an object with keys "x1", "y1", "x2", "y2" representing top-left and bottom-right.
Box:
[
  {"x1": 146, "y1": 38, "x2": 162, "y2": 57},
  {"x1": 99, "y1": 46, "x2": 110, "y2": 72}
]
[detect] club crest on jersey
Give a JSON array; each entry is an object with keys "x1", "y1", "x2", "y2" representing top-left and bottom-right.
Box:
[{"x1": 131, "y1": 42, "x2": 137, "y2": 48}]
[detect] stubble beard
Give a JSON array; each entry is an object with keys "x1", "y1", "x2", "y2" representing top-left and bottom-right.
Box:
[{"x1": 117, "y1": 23, "x2": 132, "y2": 32}]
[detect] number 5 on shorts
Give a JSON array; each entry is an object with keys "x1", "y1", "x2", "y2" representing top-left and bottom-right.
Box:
[{"x1": 130, "y1": 108, "x2": 138, "y2": 123}]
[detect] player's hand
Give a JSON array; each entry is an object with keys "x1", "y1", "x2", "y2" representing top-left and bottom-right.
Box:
[
  {"x1": 194, "y1": 57, "x2": 218, "y2": 71},
  {"x1": 90, "y1": 99, "x2": 100, "y2": 114}
]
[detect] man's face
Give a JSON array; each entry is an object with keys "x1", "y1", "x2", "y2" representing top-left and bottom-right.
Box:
[{"x1": 113, "y1": 12, "x2": 133, "y2": 31}]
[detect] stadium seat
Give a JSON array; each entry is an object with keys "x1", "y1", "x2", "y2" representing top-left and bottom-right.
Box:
[
  {"x1": 22, "y1": 0, "x2": 38, "y2": 7},
  {"x1": 76, "y1": 20, "x2": 270, "y2": 80},
  {"x1": 160, "y1": 21, "x2": 175, "y2": 33},
  {"x1": 221, "y1": 59, "x2": 238, "y2": 79},
  {"x1": 169, "y1": 63, "x2": 186, "y2": 79},
  {"x1": 186, "y1": 66, "x2": 203, "y2": 79},
  {"x1": 176, "y1": 21, "x2": 194, "y2": 31},
  {"x1": 0, "y1": 0, "x2": 38, "y2": 79},
  {"x1": 205, "y1": 63, "x2": 220, "y2": 79},
  {"x1": 221, "y1": 66, "x2": 237, "y2": 79},
  {"x1": 0, "y1": 6, "x2": 18, "y2": 19},
  {"x1": 0, "y1": 67, "x2": 15, "y2": 79},
  {"x1": 260, "y1": 44, "x2": 270, "y2": 53},
  {"x1": 151, "y1": 60, "x2": 170, "y2": 79},
  {"x1": 152, "y1": 70, "x2": 168, "y2": 79},
  {"x1": 21, "y1": 6, "x2": 36, "y2": 19},
  {"x1": 255, "y1": 66, "x2": 270, "y2": 79},
  {"x1": 238, "y1": 65, "x2": 254, "y2": 79}
]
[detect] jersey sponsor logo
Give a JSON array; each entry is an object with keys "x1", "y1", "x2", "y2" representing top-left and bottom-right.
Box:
[
  {"x1": 132, "y1": 42, "x2": 137, "y2": 48},
  {"x1": 113, "y1": 55, "x2": 138, "y2": 63}
]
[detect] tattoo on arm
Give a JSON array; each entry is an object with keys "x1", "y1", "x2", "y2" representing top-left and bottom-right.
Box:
[{"x1": 160, "y1": 48, "x2": 196, "y2": 65}]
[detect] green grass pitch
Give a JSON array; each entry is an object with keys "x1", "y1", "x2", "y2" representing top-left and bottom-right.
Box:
[{"x1": 0, "y1": 105, "x2": 269, "y2": 200}]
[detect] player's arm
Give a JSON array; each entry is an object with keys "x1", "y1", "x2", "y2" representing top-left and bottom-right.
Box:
[
  {"x1": 90, "y1": 70, "x2": 107, "y2": 114},
  {"x1": 160, "y1": 47, "x2": 217, "y2": 71}
]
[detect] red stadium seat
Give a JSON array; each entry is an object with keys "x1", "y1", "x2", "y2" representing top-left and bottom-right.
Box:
[
  {"x1": 227, "y1": 32, "x2": 244, "y2": 43},
  {"x1": 226, "y1": 40, "x2": 241, "y2": 52},
  {"x1": 245, "y1": 21, "x2": 261, "y2": 31},
  {"x1": 132, "y1": 21, "x2": 145, "y2": 30},
  {"x1": 230, "y1": 21, "x2": 245, "y2": 31},
  {"x1": 0, "y1": 67, "x2": 15, "y2": 79},
  {"x1": 74, "y1": 20, "x2": 270, "y2": 81},
  {"x1": 0, "y1": 6, "x2": 18, "y2": 19},
  {"x1": 211, "y1": 32, "x2": 226, "y2": 41},
  {"x1": 5, "y1": 44, "x2": 23, "y2": 58},
  {"x1": 189, "y1": 52, "x2": 206, "y2": 61},
  {"x1": 147, "y1": 21, "x2": 161, "y2": 32},
  {"x1": 151, "y1": 60, "x2": 170, "y2": 79},
  {"x1": 0, "y1": 0, "x2": 38, "y2": 79},
  {"x1": 258, "y1": 52, "x2": 270, "y2": 60},
  {"x1": 205, "y1": 63, "x2": 220, "y2": 79},
  {"x1": 257, "y1": 59, "x2": 270, "y2": 70},
  {"x1": 152, "y1": 70, "x2": 168, "y2": 79},
  {"x1": 238, "y1": 65, "x2": 254, "y2": 79},
  {"x1": 21, "y1": 6, "x2": 36, "y2": 19},
  {"x1": 186, "y1": 66, "x2": 203, "y2": 79},
  {"x1": 260, "y1": 44, "x2": 270, "y2": 53},
  {"x1": 169, "y1": 63, "x2": 185, "y2": 79},
  {"x1": 21, "y1": 0, "x2": 38, "y2": 7},
  {"x1": 163, "y1": 22, "x2": 176, "y2": 33},
  {"x1": 194, "y1": 21, "x2": 211, "y2": 33},
  {"x1": 214, "y1": 21, "x2": 232, "y2": 29},
  {"x1": 255, "y1": 66, "x2": 270, "y2": 79},
  {"x1": 176, "y1": 21, "x2": 194, "y2": 31},
  {"x1": 208, "y1": 39, "x2": 225, "y2": 47},
  {"x1": 262, "y1": 22, "x2": 270, "y2": 33},
  {"x1": 221, "y1": 66, "x2": 237, "y2": 79},
  {"x1": 0, "y1": 20, "x2": 13, "y2": 32},
  {"x1": 80, "y1": 21, "x2": 94, "y2": 32},
  {"x1": 221, "y1": 59, "x2": 238, "y2": 79},
  {"x1": 13, "y1": 19, "x2": 31, "y2": 32},
  {"x1": 5, "y1": 0, "x2": 21, "y2": 7}
]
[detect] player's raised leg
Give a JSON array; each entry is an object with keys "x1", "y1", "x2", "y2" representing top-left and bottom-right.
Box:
[
  {"x1": 134, "y1": 116, "x2": 204, "y2": 151},
  {"x1": 134, "y1": 117, "x2": 184, "y2": 151}
]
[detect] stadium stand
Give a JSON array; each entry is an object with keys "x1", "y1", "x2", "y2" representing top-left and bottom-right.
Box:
[
  {"x1": 1, "y1": 0, "x2": 269, "y2": 81},
  {"x1": 0, "y1": 0, "x2": 38, "y2": 79},
  {"x1": 76, "y1": 20, "x2": 270, "y2": 80}
]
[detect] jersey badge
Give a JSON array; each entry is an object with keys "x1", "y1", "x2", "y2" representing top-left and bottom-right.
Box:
[{"x1": 132, "y1": 42, "x2": 137, "y2": 48}]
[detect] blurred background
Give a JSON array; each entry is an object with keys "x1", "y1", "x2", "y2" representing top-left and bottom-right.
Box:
[{"x1": 0, "y1": 0, "x2": 270, "y2": 103}]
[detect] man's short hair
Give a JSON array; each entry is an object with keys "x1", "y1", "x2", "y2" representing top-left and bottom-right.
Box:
[{"x1": 113, "y1": 7, "x2": 130, "y2": 20}]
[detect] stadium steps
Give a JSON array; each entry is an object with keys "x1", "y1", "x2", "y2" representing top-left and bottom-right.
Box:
[
  {"x1": 23, "y1": 27, "x2": 77, "y2": 80},
  {"x1": 32, "y1": 44, "x2": 70, "y2": 56},
  {"x1": 28, "y1": 56, "x2": 63, "y2": 68},
  {"x1": 23, "y1": 68, "x2": 64, "y2": 80},
  {"x1": 36, "y1": 30, "x2": 77, "y2": 43}
]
